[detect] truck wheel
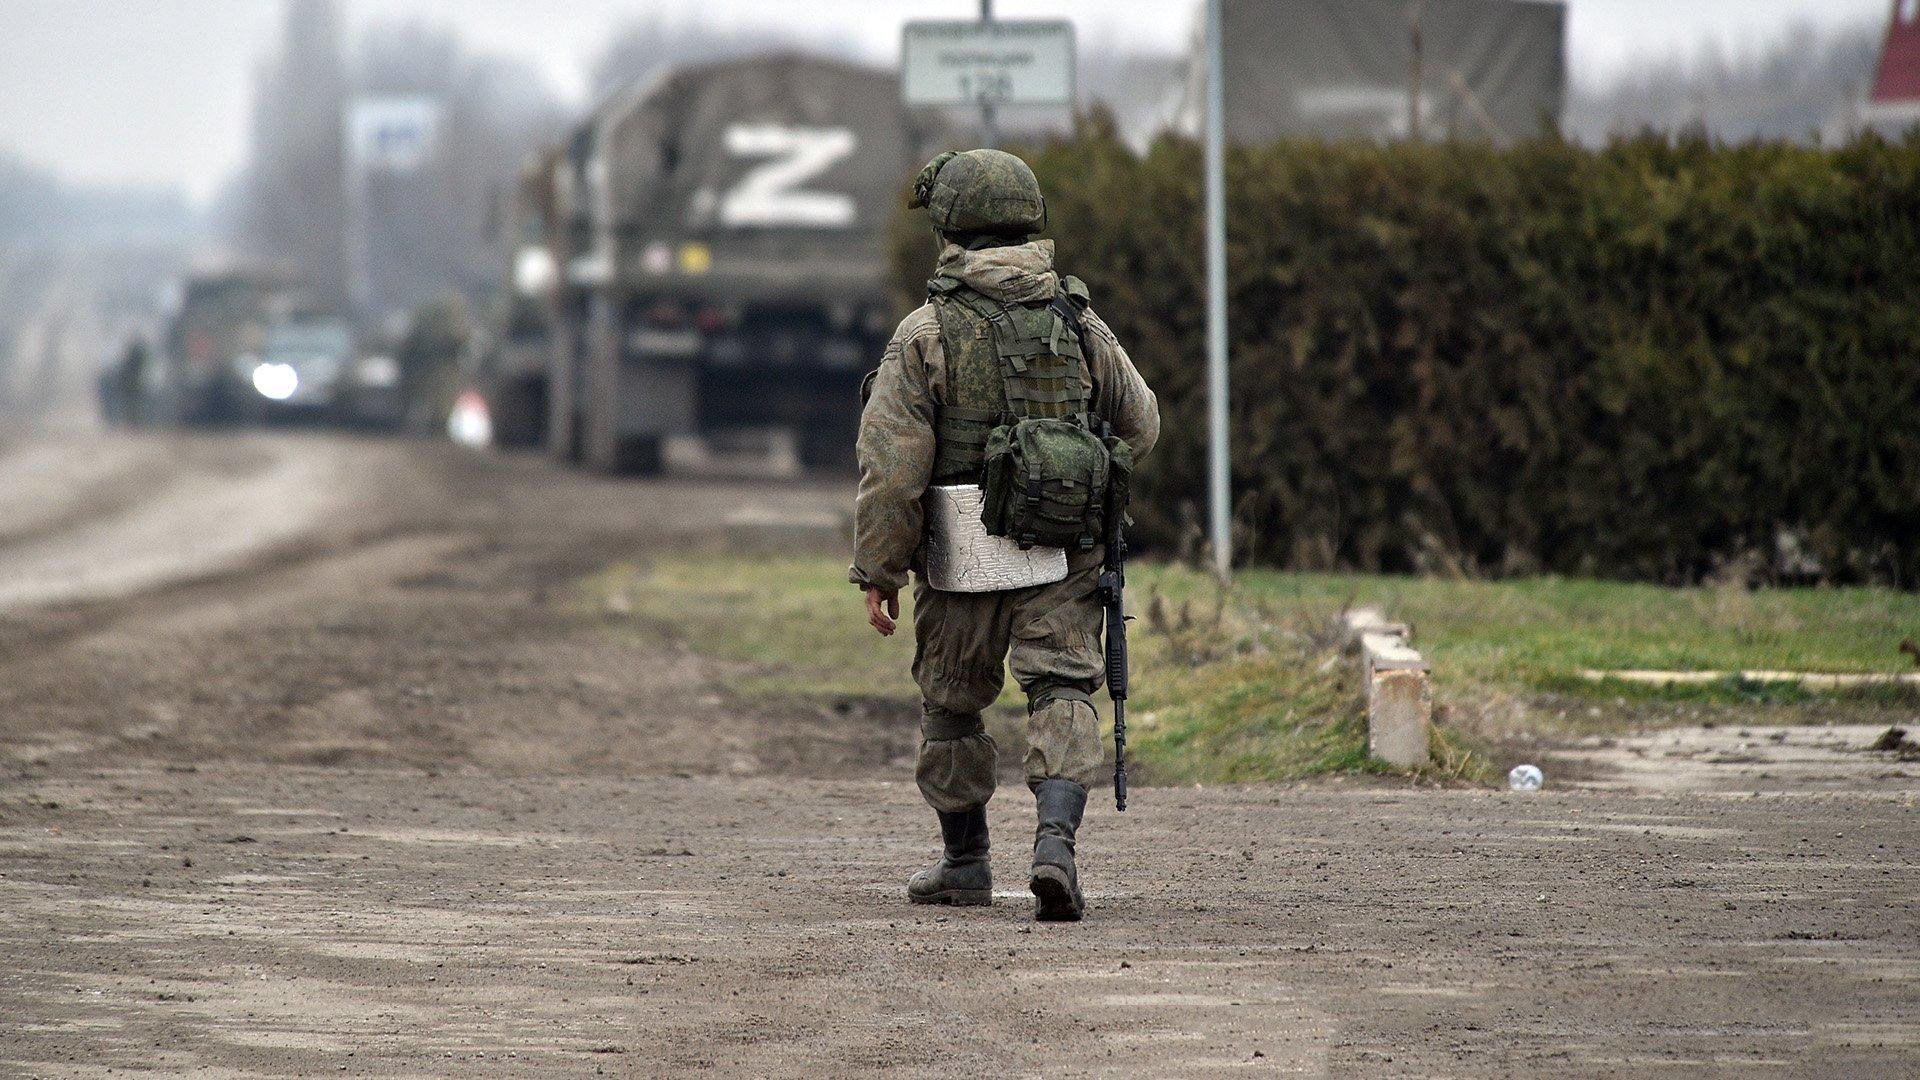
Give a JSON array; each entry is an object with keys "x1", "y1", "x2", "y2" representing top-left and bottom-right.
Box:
[
  {"x1": 615, "y1": 435, "x2": 664, "y2": 475},
  {"x1": 490, "y1": 377, "x2": 546, "y2": 448},
  {"x1": 585, "y1": 429, "x2": 662, "y2": 475},
  {"x1": 799, "y1": 424, "x2": 858, "y2": 473},
  {"x1": 581, "y1": 379, "x2": 663, "y2": 475}
]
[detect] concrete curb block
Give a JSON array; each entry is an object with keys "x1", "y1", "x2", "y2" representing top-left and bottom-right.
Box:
[{"x1": 1343, "y1": 607, "x2": 1432, "y2": 768}]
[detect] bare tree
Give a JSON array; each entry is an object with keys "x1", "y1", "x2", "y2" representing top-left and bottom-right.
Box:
[
  {"x1": 1567, "y1": 19, "x2": 1882, "y2": 144},
  {"x1": 238, "y1": 0, "x2": 347, "y2": 301},
  {"x1": 588, "y1": 16, "x2": 830, "y2": 100},
  {"x1": 224, "y1": 5, "x2": 563, "y2": 326}
]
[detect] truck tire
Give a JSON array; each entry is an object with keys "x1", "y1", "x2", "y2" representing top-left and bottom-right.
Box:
[
  {"x1": 489, "y1": 376, "x2": 547, "y2": 448},
  {"x1": 799, "y1": 423, "x2": 858, "y2": 473},
  {"x1": 615, "y1": 435, "x2": 664, "y2": 475},
  {"x1": 581, "y1": 375, "x2": 664, "y2": 475}
]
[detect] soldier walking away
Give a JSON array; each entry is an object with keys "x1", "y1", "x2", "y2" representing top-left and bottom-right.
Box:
[{"x1": 851, "y1": 150, "x2": 1159, "y2": 921}]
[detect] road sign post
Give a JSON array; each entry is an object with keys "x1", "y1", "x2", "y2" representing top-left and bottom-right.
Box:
[
  {"x1": 980, "y1": 1, "x2": 996, "y2": 148},
  {"x1": 1204, "y1": 0, "x2": 1232, "y2": 581}
]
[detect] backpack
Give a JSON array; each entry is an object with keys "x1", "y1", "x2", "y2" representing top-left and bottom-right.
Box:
[{"x1": 926, "y1": 275, "x2": 1132, "y2": 552}]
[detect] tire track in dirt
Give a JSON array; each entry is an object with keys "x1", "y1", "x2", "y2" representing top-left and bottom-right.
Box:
[
  {"x1": 0, "y1": 767, "x2": 1913, "y2": 1076},
  {"x1": 0, "y1": 432, "x2": 1914, "y2": 1075},
  {"x1": 0, "y1": 433, "x2": 357, "y2": 612},
  {"x1": 0, "y1": 431, "x2": 885, "y2": 784}
]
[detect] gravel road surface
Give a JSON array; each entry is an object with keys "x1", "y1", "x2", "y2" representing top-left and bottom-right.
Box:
[{"x1": 0, "y1": 433, "x2": 1914, "y2": 1077}]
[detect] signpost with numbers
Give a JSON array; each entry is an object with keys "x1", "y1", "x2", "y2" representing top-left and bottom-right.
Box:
[{"x1": 901, "y1": 7, "x2": 1076, "y2": 147}]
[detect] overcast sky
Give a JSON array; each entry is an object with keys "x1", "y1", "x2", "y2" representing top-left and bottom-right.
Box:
[{"x1": 0, "y1": 0, "x2": 1896, "y2": 203}]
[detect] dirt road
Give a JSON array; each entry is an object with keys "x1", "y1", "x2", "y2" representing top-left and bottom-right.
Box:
[{"x1": 1, "y1": 433, "x2": 1915, "y2": 1077}]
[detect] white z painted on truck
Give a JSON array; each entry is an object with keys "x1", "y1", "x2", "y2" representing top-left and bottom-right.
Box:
[{"x1": 719, "y1": 124, "x2": 857, "y2": 228}]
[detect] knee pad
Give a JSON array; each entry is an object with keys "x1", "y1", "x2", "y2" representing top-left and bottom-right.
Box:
[
  {"x1": 1027, "y1": 685, "x2": 1094, "y2": 715},
  {"x1": 921, "y1": 705, "x2": 986, "y2": 742}
]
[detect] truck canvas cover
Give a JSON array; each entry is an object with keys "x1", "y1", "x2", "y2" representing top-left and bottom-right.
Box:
[{"x1": 583, "y1": 52, "x2": 939, "y2": 302}]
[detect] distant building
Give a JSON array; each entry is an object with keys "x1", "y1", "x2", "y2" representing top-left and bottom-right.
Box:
[
  {"x1": 1179, "y1": 0, "x2": 1566, "y2": 144},
  {"x1": 1860, "y1": 0, "x2": 1920, "y2": 132}
]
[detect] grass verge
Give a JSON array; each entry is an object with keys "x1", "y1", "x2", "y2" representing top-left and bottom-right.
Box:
[
  {"x1": 584, "y1": 555, "x2": 1459, "y2": 785},
  {"x1": 582, "y1": 555, "x2": 1920, "y2": 785}
]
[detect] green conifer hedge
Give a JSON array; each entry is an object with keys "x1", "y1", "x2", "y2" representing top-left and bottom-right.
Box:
[{"x1": 891, "y1": 120, "x2": 1920, "y2": 585}]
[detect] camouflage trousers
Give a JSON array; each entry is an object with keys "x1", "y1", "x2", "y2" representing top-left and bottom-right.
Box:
[{"x1": 910, "y1": 546, "x2": 1106, "y2": 813}]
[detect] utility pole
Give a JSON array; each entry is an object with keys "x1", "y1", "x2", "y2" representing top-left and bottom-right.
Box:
[
  {"x1": 979, "y1": 0, "x2": 998, "y2": 148},
  {"x1": 1407, "y1": 0, "x2": 1427, "y2": 141},
  {"x1": 1204, "y1": 0, "x2": 1231, "y2": 580}
]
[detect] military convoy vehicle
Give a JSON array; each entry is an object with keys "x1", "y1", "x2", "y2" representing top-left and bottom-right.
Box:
[
  {"x1": 138, "y1": 270, "x2": 403, "y2": 429},
  {"x1": 148, "y1": 270, "x2": 287, "y2": 425},
  {"x1": 540, "y1": 52, "x2": 946, "y2": 473}
]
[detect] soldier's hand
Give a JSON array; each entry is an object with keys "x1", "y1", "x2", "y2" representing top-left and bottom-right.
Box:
[{"x1": 865, "y1": 587, "x2": 899, "y2": 636}]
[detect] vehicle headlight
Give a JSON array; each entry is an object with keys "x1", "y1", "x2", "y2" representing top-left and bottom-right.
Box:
[{"x1": 251, "y1": 362, "x2": 299, "y2": 401}]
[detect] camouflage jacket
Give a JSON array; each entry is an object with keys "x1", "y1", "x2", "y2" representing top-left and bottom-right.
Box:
[{"x1": 850, "y1": 240, "x2": 1160, "y2": 593}]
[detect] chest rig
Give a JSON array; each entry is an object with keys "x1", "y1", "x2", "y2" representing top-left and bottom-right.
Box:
[
  {"x1": 925, "y1": 273, "x2": 1126, "y2": 553},
  {"x1": 927, "y1": 274, "x2": 1093, "y2": 485}
]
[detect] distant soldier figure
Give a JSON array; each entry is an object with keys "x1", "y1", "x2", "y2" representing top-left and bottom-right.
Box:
[{"x1": 852, "y1": 149, "x2": 1159, "y2": 921}]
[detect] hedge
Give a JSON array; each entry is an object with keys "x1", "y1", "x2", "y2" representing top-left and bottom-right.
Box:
[{"x1": 891, "y1": 117, "x2": 1920, "y2": 586}]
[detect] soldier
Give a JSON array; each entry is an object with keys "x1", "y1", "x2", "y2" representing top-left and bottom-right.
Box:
[{"x1": 851, "y1": 149, "x2": 1159, "y2": 921}]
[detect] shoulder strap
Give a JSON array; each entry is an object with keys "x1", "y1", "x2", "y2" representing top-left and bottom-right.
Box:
[
  {"x1": 926, "y1": 285, "x2": 1003, "y2": 483},
  {"x1": 929, "y1": 278, "x2": 1093, "y2": 423},
  {"x1": 1048, "y1": 275, "x2": 1090, "y2": 344}
]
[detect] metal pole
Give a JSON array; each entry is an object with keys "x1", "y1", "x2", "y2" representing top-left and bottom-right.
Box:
[
  {"x1": 1407, "y1": 0, "x2": 1427, "y2": 141},
  {"x1": 1204, "y1": 0, "x2": 1231, "y2": 580},
  {"x1": 979, "y1": 0, "x2": 998, "y2": 148},
  {"x1": 342, "y1": 103, "x2": 368, "y2": 319}
]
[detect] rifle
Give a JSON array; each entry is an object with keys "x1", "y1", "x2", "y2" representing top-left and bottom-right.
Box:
[{"x1": 1096, "y1": 426, "x2": 1131, "y2": 812}]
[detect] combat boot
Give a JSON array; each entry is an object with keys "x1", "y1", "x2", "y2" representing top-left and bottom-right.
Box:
[
  {"x1": 1029, "y1": 779, "x2": 1087, "y2": 921},
  {"x1": 907, "y1": 806, "x2": 992, "y2": 906}
]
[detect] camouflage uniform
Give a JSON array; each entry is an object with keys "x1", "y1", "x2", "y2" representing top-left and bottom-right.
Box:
[
  {"x1": 851, "y1": 239, "x2": 1160, "y2": 807},
  {"x1": 852, "y1": 151, "x2": 1158, "y2": 919}
]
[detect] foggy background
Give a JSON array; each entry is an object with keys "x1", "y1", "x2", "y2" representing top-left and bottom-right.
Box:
[
  {"x1": 0, "y1": 1, "x2": 1896, "y2": 241},
  {"x1": 0, "y1": 0, "x2": 1900, "y2": 426}
]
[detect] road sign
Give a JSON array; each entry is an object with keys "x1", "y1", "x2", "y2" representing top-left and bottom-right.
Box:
[
  {"x1": 346, "y1": 96, "x2": 441, "y2": 173},
  {"x1": 901, "y1": 19, "x2": 1075, "y2": 107}
]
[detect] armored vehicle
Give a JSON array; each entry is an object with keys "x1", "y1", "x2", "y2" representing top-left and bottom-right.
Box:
[{"x1": 548, "y1": 52, "x2": 944, "y2": 473}]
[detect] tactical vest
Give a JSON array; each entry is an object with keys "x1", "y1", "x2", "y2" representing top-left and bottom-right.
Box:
[
  {"x1": 928, "y1": 274, "x2": 1093, "y2": 485},
  {"x1": 925, "y1": 273, "x2": 1130, "y2": 552}
]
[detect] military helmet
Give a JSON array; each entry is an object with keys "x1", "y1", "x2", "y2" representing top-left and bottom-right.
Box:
[{"x1": 908, "y1": 149, "x2": 1046, "y2": 235}]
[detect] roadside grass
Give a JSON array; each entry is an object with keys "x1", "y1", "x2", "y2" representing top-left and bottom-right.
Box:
[
  {"x1": 581, "y1": 554, "x2": 1920, "y2": 785},
  {"x1": 583, "y1": 554, "x2": 1449, "y2": 785},
  {"x1": 1181, "y1": 566, "x2": 1920, "y2": 737},
  {"x1": 1205, "y1": 569, "x2": 1920, "y2": 691}
]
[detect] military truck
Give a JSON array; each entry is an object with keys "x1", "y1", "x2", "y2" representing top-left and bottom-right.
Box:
[
  {"x1": 149, "y1": 270, "x2": 287, "y2": 425},
  {"x1": 144, "y1": 270, "x2": 402, "y2": 428},
  {"x1": 547, "y1": 52, "x2": 945, "y2": 474}
]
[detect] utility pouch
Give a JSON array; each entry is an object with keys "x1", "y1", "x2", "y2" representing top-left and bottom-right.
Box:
[
  {"x1": 981, "y1": 416, "x2": 1112, "y2": 551},
  {"x1": 928, "y1": 273, "x2": 1118, "y2": 554}
]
